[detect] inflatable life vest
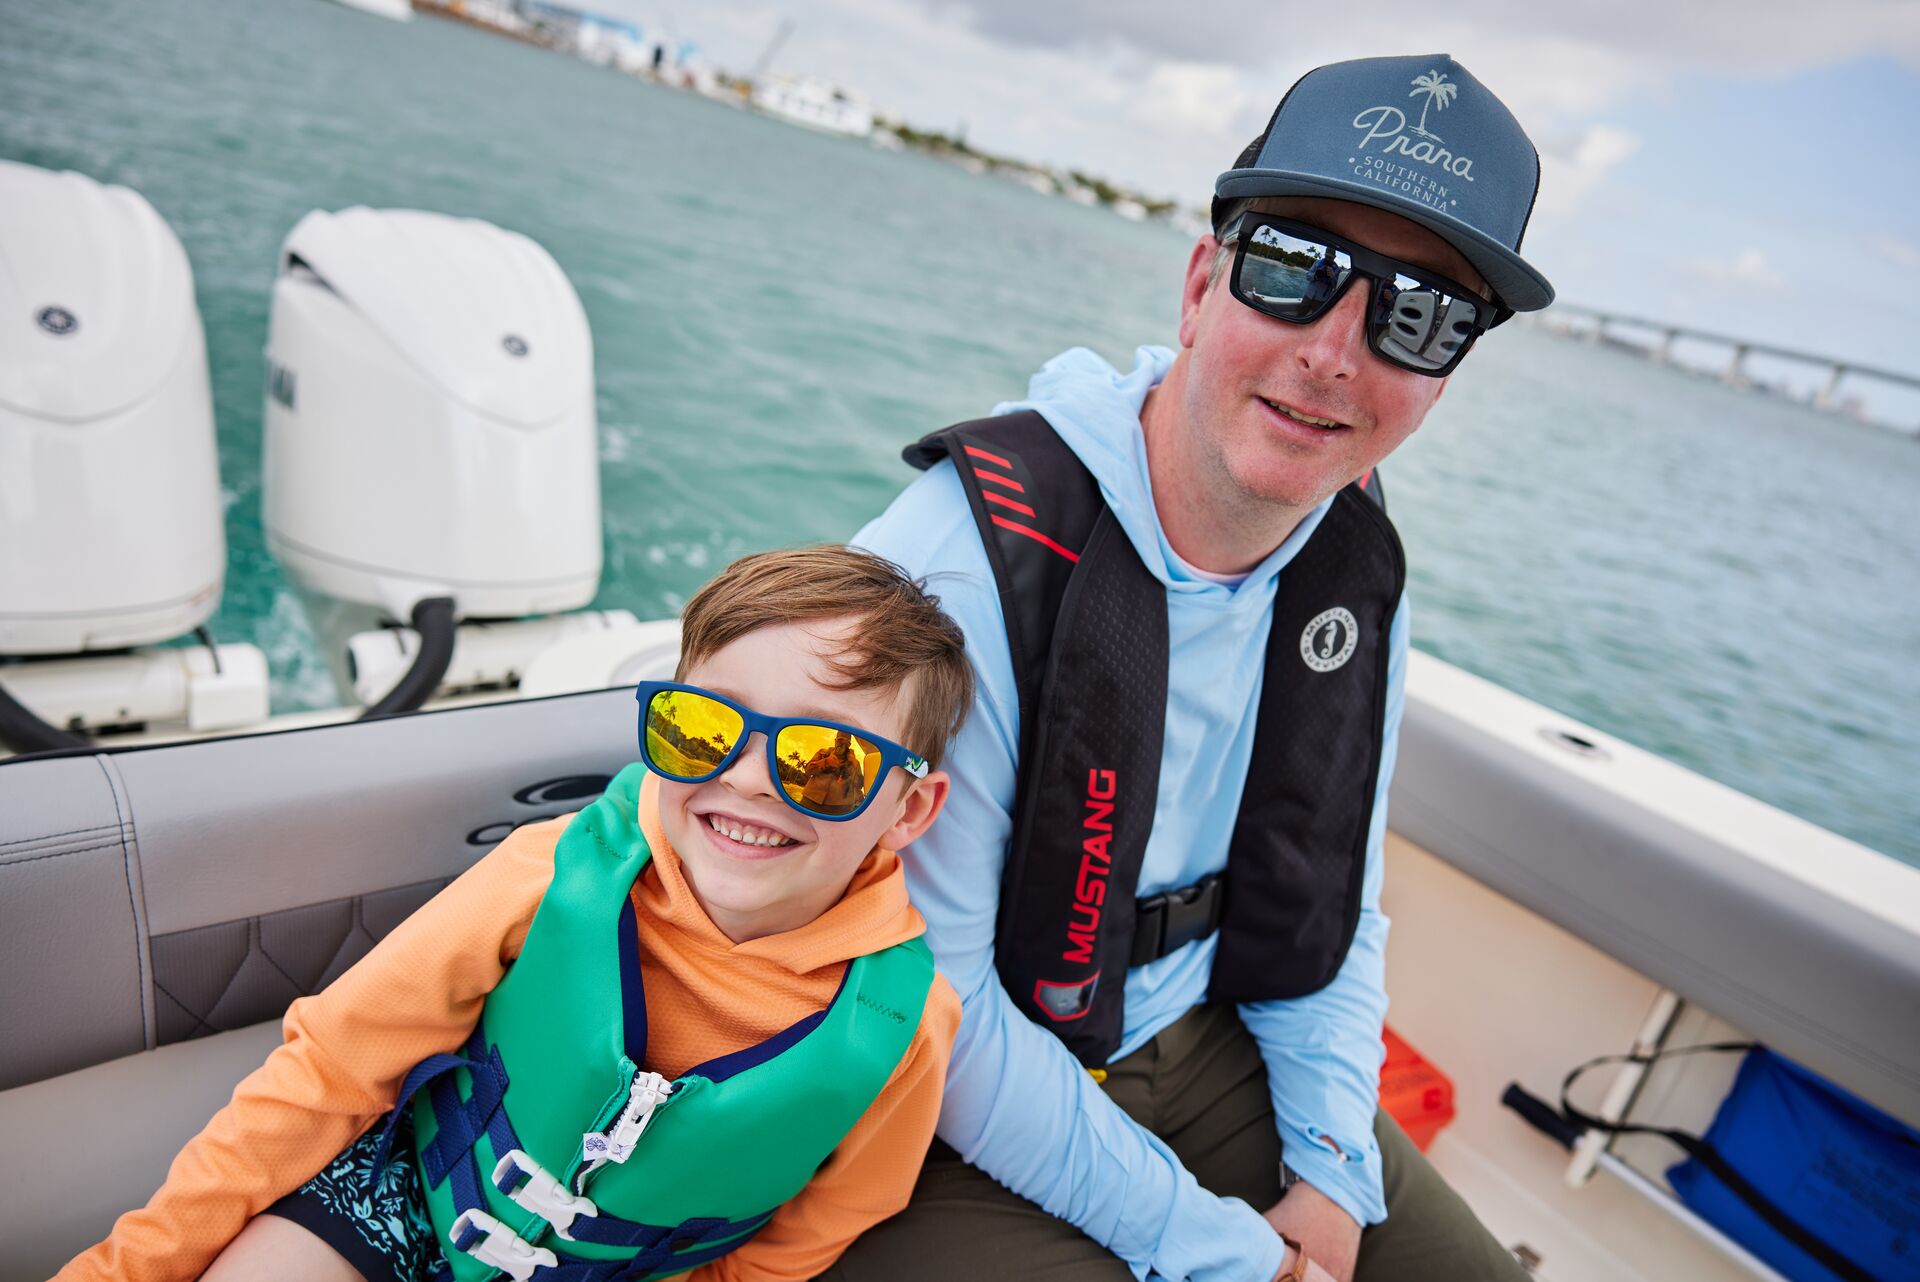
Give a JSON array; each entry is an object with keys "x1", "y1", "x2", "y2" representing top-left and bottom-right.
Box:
[
  {"x1": 905, "y1": 412, "x2": 1403, "y2": 1067},
  {"x1": 372, "y1": 764, "x2": 935, "y2": 1282}
]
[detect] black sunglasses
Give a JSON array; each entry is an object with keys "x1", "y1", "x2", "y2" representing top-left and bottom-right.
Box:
[{"x1": 1223, "y1": 214, "x2": 1497, "y2": 377}]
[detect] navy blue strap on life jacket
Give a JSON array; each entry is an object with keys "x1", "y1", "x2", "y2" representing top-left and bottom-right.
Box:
[
  {"x1": 526, "y1": 1210, "x2": 775, "y2": 1279},
  {"x1": 369, "y1": 1026, "x2": 517, "y2": 1210},
  {"x1": 380, "y1": 1029, "x2": 777, "y2": 1280}
]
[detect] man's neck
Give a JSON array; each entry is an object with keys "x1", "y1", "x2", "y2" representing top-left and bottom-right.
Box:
[{"x1": 1140, "y1": 357, "x2": 1314, "y2": 577}]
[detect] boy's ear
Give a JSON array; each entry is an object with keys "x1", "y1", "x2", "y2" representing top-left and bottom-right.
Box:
[{"x1": 879, "y1": 770, "x2": 949, "y2": 851}]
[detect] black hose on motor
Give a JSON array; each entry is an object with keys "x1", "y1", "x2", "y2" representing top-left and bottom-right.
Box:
[
  {"x1": 0, "y1": 678, "x2": 89, "y2": 755},
  {"x1": 358, "y1": 596, "x2": 458, "y2": 720}
]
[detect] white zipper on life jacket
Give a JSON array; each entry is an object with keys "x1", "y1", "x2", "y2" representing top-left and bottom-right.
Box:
[{"x1": 579, "y1": 1070, "x2": 673, "y2": 1180}]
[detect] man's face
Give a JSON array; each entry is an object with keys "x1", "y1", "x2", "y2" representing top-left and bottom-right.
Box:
[
  {"x1": 655, "y1": 617, "x2": 941, "y2": 943},
  {"x1": 1175, "y1": 195, "x2": 1485, "y2": 512}
]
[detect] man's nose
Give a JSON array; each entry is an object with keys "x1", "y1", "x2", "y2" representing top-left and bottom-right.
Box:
[{"x1": 1293, "y1": 277, "x2": 1371, "y2": 382}]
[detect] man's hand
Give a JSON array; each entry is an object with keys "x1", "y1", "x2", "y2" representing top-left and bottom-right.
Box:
[{"x1": 1264, "y1": 1181, "x2": 1362, "y2": 1282}]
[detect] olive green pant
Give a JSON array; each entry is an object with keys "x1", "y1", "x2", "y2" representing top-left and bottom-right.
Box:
[{"x1": 817, "y1": 1004, "x2": 1527, "y2": 1282}]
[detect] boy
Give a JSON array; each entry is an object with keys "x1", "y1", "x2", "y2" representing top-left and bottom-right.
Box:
[{"x1": 62, "y1": 546, "x2": 973, "y2": 1282}]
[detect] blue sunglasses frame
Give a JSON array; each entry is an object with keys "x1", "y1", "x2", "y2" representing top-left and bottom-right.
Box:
[{"x1": 634, "y1": 680, "x2": 930, "y2": 822}]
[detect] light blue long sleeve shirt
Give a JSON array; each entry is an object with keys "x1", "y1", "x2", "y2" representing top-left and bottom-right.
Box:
[{"x1": 855, "y1": 346, "x2": 1406, "y2": 1282}]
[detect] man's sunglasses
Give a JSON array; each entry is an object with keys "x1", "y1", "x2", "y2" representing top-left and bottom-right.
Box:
[
  {"x1": 635, "y1": 681, "x2": 929, "y2": 822},
  {"x1": 1222, "y1": 214, "x2": 1497, "y2": 377}
]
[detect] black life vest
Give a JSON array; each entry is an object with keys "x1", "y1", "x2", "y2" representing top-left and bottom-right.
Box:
[{"x1": 904, "y1": 411, "x2": 1405, "y2": 1066}]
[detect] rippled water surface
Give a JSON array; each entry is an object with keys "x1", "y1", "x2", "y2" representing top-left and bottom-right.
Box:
[{"x1": 5, "y1": 0, "x2": 1916, "y2": 865}]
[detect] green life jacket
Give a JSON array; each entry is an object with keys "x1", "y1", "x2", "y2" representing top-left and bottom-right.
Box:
[{"x1": 371, "y1": 763, "x2": 935, "y2": 1282}]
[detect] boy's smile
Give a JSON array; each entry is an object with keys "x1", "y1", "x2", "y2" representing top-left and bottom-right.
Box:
[
  {"x1": 695, "y1": 808, "x2": 801, "y2": 853},
  {"x1": 655, "y1": 617, "x2": 948, "y2": 943}
]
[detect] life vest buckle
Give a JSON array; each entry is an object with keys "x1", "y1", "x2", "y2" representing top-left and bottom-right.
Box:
[
  {"x1": 493, "y1": 1148, "x2": 600, "y2": 1239},
  {"x1": 449, "y1": 1207, "x2": 558, "y2": 1282},
  {"x1": 591, "y1": 1070, "x2": 673, "y2": 1164}
]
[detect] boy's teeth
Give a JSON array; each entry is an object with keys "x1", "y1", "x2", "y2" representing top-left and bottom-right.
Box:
[{"x1": 707, "y1": 814, "x2": 794, "y2": 847}]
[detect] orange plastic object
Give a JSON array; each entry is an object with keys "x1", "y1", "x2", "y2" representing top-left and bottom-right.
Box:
[{"x1": 1379, "y1": 1025, "x2": 1455, "y2": 1152}]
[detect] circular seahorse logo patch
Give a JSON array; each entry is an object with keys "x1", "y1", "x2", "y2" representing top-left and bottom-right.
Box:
[{"x1": 1300, "y1": 607, "x2": 1359, "y2": 673}]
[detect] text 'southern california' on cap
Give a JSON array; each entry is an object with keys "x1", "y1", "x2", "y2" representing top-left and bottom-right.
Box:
[{"x1": 1213, "y1": 54, "x2": 1554, "y2": 313}]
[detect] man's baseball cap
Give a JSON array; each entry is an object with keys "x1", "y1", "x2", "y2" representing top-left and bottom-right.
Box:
[{"x1": 1213, "y1": 54, "x2": 1554, "y2": 313}]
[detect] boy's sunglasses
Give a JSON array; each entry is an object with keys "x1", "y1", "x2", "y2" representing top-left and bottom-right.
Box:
[
  {"x1": 634, "y1": 681, "x2": 929, "y2": 823},
  {"x1": 1223, "y1": 214, "x2": 1497, "y2": 377}
]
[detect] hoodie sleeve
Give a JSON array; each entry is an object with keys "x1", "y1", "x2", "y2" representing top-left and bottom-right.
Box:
[
  {"x1": 55, "y1": 818, "x2": 564, "y2": 1282},
  {"x1": 855, "y1": 463, "x2": 1288, "y2": 1282}
]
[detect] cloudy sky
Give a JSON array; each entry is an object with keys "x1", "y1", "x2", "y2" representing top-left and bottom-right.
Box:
[{"x1": 608, "y1": 0, "x2": 1920, "y2": 409}]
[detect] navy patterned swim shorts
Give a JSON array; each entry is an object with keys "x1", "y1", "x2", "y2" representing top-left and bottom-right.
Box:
[{"x1": 264, "y1": 1115, "x2": 453, "y2": 1282}]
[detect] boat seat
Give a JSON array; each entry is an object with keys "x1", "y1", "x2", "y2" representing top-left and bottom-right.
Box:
[{"x1": 0, "y1": 687, "x2": 637, "y2": 1093}]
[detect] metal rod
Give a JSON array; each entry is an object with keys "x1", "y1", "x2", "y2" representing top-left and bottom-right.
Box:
[{"x1": 1566, "y1": 988, "x2": 1681, "y2": 1186}]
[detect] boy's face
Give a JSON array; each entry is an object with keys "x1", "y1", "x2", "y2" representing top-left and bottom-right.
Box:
[{"x1": 655, "y1": 616, "x2": 949, "y2": 944}]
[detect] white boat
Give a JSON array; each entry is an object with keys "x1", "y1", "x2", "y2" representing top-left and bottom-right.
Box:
[
  {"x1": 750, "y1": 75, "x2": 874, "y2": 139},
  {"x1": 4, "y1": 163, "x2": 1916, "y2": 1282},
  {"x1": 323, "y1": 0, "x2": 414, "y2": 21}
]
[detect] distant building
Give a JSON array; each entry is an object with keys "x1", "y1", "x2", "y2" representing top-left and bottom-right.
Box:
[{"x1": 519, "y1": 0, "x2": 648, "y2": 71}]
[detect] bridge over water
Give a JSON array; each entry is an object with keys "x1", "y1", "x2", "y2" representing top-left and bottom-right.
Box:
[{"x1": 1539, "y1": 303, "x2": 1920, "y2": 435}]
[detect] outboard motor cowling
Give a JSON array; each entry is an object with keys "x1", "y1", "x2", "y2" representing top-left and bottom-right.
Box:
[
  {"x1": 0, "y1": 160, "x2": 225, "y2": 654},
  {"x1": 263, "y1": 207, "x2": 602, "y2": 623},
  {"x1": 0, "y1": 161, "x2": 267, "y2": 754}
]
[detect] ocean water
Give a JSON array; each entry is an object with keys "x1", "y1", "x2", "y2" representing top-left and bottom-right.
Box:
[{"x1": 3, "y1": 0, "x2": 1916, "y2": 866}]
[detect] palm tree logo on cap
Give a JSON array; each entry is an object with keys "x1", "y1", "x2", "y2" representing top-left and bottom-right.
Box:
[{"x1": 1408, "y1": 70, "x2": 1457, "y2": 141}]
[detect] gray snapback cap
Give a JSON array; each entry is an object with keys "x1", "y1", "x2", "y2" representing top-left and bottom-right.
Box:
[{"x1": 1214, "y1": 54, "x2": 1554, "y2": 312}]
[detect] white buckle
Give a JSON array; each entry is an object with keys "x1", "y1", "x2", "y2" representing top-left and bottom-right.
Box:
[
  {"x1": 493, "y1": 1148, "x2": 599, "y2": 1239},
  {"x1": 449, "y1": 1208, "x2": 557, "y2": 1282},
  {"x1": 585, "y1": 1071, "x2": 672, "y2": 1165}
]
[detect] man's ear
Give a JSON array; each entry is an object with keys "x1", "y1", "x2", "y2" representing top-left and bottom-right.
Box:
[
  {"x1": 1177, "y1": 235, "x2": 1218, "y2": 350},
  {"x1": 880, "y1": 770, "x2": 949, "y2": 851}
]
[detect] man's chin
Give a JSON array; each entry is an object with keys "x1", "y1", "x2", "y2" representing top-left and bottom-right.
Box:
[{"x1": 1227, "y1": 458, "x2": 1354, "y2": 513}]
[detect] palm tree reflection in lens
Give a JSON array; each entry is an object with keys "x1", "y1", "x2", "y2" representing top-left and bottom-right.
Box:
[{"x1": 645, "y1": 690, "x2": 744, "y2": 779}]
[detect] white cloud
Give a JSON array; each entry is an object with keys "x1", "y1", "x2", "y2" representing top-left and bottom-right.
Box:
[
  {"x1": 1683, "y1": 248, "x2": 1789, "y2": 293},
  {"x1": 1532, "y1": 123, "x2": 1642, "y2": 221},
  {"x1": 890, "y1": 0, "x2": 1920, "y2": 77},
  {"x1": 1133, "y1": 62, "x2": 1256, "y2": 135}
]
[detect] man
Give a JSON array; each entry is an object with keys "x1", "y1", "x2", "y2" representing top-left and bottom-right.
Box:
[
  {"x1": 801, "y1": 729, "x2": 864, "y2": 810},
  {"x1": 838, "y1": 54, "x2": 1553, "y2": 1282}
]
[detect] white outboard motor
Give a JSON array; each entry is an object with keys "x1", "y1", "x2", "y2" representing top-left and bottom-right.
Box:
[
  {"x1": 262, "y1": 208, "x2": 609, "y2": 714},
  {"x1": 0, "y1": 160, "x2": 268, "y2": 753}
]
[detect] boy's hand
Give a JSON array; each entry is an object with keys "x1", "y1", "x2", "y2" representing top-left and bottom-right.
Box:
[{"x1": 1264, "y1": 1183, "x2": 1361, "y2": 1282}]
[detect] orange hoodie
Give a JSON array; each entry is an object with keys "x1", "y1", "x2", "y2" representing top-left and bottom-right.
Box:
[{"x1": 60, "y1": 772, "x2": 960, "y2": 1282}]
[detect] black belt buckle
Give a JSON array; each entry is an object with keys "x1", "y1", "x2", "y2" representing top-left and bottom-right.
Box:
[{"x1": 1130, "y1": 871, "x2": 1225, "y2": 967}]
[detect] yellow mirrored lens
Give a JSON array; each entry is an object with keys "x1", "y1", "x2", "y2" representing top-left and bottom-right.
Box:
[
  {"x1": 776, "y1": 724, "x2": 883, "y2": 816},
  {"x1": 644, "y1": 690, "x2": 744, "y2": 780}
]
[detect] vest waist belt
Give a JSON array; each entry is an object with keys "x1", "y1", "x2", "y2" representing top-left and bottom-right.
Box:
[{"x1": 1129, "y1": 872, "x2": 1226, "y2": 968}]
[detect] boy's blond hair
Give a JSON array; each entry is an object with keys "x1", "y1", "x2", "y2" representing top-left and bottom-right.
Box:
[{"x1": 677, "y1": 546, "x2": 974, "y2": 768}]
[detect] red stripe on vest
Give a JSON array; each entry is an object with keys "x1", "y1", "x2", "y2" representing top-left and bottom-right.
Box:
[
  {"x1": 975, "y1": 469, "x2": 1026, "y2": 494},
  {"x1": 991, "y1": 515, "x2": 1080, "y2": 563},
  {"x1": 963, "y1": 443, "x2": 1014, "y2": 469},
  {"x1": 982, "y1": 490, "x2": 1038, "y2": 518}
]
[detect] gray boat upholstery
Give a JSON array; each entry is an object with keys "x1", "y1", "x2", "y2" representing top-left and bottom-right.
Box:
[{"x1": 0, "y1": 687, "x2": 637, "y2": 1092}]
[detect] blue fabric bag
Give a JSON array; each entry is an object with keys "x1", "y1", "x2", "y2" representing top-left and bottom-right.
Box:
[{"x1": 1667, "y1": 1047, "x2": 1920, "y2": 1282}]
